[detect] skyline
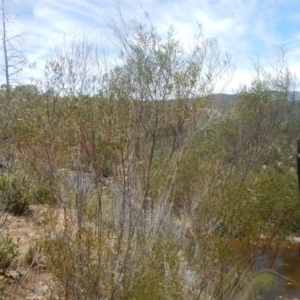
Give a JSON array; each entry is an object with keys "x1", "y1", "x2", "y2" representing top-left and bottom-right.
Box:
[{"x1": 2, "y1": 0, "x2": 300, "y2": 93}]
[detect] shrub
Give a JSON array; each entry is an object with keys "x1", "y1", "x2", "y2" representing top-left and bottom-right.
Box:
[
  {"x1": 0, "y1": 234, "x2": 19, "y2": 269},
  {"x1": 243, "y1": 272, "x2": 277, "y2": 300},
  {"x1": 34, "y1": 184, "x2": 57, "y2": 205},
  {"x1": 0, "y1": 172, "x2": 34, "y2": 215},
  {"x1": 25, "y1": 242, "x2": 40, "y2": 266}
]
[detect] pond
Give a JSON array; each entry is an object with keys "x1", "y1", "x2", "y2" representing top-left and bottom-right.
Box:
[{"x1": 261, "y1": 243, "x2": 300, "y2": 300}]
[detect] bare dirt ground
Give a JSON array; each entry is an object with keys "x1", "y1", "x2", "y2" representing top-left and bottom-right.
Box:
[{"x1": 0, "y1": 205, "x2": 56, "y2": 300}]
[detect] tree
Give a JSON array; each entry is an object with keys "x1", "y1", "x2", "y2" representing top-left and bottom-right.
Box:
[
  {"x1": 13, "y1": 84, "x2": 39, "y2": 97},
  {"x1": 220, "y1": 50, "x2": 294, "y2": 182},
  {"x1": 0, "y1": 0, "x2": 26, "y2": 98}
]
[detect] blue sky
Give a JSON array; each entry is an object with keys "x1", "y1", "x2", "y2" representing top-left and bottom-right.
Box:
[{"x1": 3, "y1": 0, "x2": 300, "y2": 92}]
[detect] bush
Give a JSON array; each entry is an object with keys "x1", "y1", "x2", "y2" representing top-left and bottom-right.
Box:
[
  {"x1": 0, "y1": 172, "x2": 34, "y2": 215},
  {"x1": 25, "y1": 242, "x2": 40, "y2": 266},
  {"x1": 243, "y1": 272, "x2": 277, "y2": 300},
  {"x1": 34, "y1": 184, "x2": 57, "y2": 205},
  {"x1": 0, "y1": 234, "x2": 19, "y2": 269}
]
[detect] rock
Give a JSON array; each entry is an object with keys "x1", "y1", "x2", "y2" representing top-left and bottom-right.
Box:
[
  {"x1": 36, "y1": 281, "x2": 48, "y2": 294},
  {"x1": 26, "y1": 296, "x2": 47, "y2": 300},
  {"x1": 4, "y1": 268, "x2": 22, "y2": 282},
  {"x1": 3, "y1": 277, "x2": 14, "y2": 285}
]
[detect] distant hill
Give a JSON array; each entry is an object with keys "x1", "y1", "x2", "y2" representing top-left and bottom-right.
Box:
[
  {"x1": 210, "y1": 91, "x2": 300, "y2": 111},
  {"x1": 211, "y1": 93, "x2": 237, "y2": 110}
]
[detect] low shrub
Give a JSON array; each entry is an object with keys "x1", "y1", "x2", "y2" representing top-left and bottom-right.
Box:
[
  {"x1": 34, "y1": 184, "x2": 57, "y2": 204},
  {"x1": 0, "y1": 234, "x2": 19, "y2": 269},
  {"x1": 0, "y1": 172, "x2": 34, "y2": 215},
  {"x1": 25, "y1": 242, "x2": 40, "y2": 266},
  {"x1": 242, "y1": 272, "x2": 277, "y2": 300}
]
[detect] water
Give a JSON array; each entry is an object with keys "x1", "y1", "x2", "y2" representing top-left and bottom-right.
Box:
[
  {"x1": 56, "y1": 169, "x2": 93, "y2": 191},
  {"x1": 68, "y1": 172, "x2": 92, "y2": 191},
  {"x1": 261, "y1": 244, "x2": 300, "y2": 300}
]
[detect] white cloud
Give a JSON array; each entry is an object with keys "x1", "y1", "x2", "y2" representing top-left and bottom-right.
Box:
[{"x1": 2, "y1": 0, "x2": 299, "y2": 91}]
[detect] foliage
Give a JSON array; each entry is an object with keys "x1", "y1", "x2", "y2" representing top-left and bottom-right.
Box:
[
  {"x1": 0, "y1": 234, "x2": 18, "y2": 269},
  {"x1": 13, "y1": 84, "x2": 39, "y2": 98},
  {"x1": 0, "y1": 172, "x2": 34, "y2": 215},
  {"x1": 34, "y1": 184, "x2": 57, "y2": 205},
  {"x1": 242, "y1": 272, "x2": 278, "y2": 300},
  {"x1": 43, "y1": 226, "x2": 112, "y2": 299},
  {"x1": 25, "y1": 242, "x2": 40, "y2": 266}
]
